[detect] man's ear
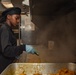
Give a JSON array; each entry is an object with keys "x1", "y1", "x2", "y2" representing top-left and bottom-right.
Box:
[{"x1": 7, "y1": 15, "x2": 11, "y2": 20}]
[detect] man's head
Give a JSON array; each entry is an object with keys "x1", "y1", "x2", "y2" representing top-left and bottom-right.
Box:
[{"x1": 1, "y1": 7, "x2": 21, "y2": 26}]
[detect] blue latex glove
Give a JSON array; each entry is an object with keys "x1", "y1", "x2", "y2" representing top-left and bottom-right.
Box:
[{"x1": 25, "y1": 45, "x2": 39, "y2": 55}]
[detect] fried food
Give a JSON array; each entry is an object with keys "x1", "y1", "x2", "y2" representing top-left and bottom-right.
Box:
[
  {"x1": 50, "y1": 68, "x2": 76, "y2": 75},
  {"x1": 20, "y1": 72, "x2": 26, "y2": 75},
  {"x1": 33, "y1": 73, "x2": 42, "y2": 75}
]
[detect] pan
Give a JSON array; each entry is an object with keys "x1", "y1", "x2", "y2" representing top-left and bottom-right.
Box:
[{"x1": 1, "y1": 63, "x2": 76, "y2": 75}]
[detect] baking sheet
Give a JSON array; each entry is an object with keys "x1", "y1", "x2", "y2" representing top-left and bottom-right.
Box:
[{"x1": 1, "y1": 63, "x2": 76, "y2": 75}]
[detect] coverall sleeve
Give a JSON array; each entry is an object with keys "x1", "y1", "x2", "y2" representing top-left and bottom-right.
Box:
[{"x1": 1, "y1": 27, "x2": 25, "y2": 58}]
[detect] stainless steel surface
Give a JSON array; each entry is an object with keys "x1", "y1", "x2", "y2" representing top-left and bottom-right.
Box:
[
  {"x1": 1, "y1": 63, "x2": 76, "y2": 75},
  {"x1": 20, "y1": 14, "x2": 36, "y2": 44}
]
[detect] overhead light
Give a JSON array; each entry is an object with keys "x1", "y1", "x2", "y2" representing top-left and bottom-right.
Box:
[
  {"x1": 1, "y1": 0, "x2": 14, "y2": 8},
  {"x1": 22, "y1": 0, "x2": 29, "y2": 6}
]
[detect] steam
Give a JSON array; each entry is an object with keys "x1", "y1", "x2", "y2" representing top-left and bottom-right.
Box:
[{"x1": 35, "y1": 11, "x2": 76, "y2": 62}]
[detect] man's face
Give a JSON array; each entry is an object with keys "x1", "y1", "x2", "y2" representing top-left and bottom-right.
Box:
[{"x1": 8, "y1": 14, "x2": 21, "y2": 26}]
